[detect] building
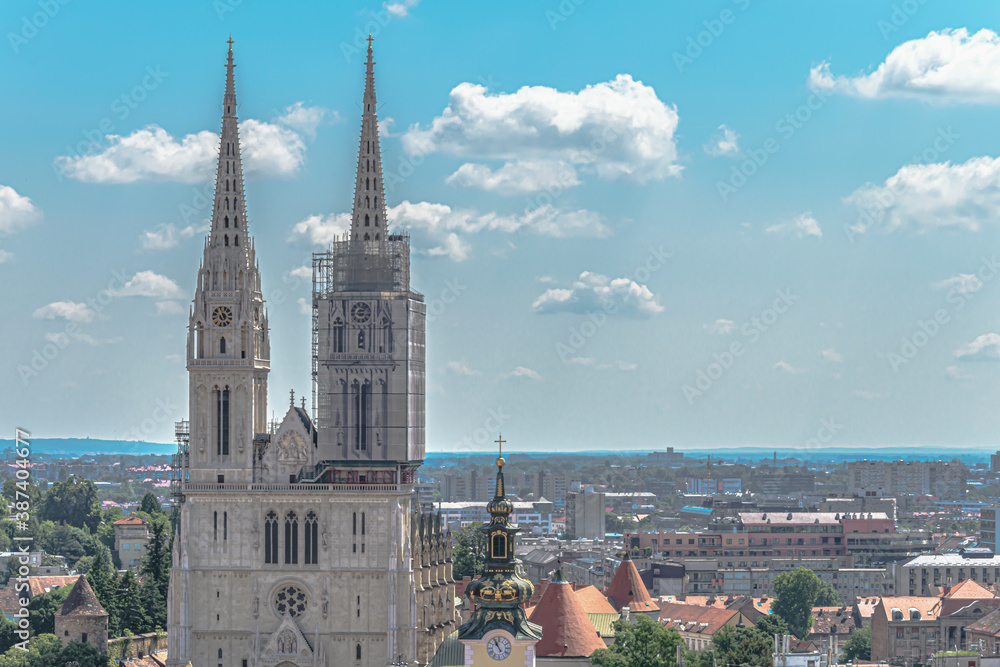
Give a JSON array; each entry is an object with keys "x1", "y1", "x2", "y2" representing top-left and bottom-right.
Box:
[
  {"x1": 982, "y1": 506, "x2": 997, "y2": 554},
  {"x1": 166, "y1": 39, "x2": 455, "y2": 667},
  {"x1": 822, "y1": 496, "x2": 899, "y2": 524},
  {"x1": 566, "y1": 492, "x2": 606, "y2": 540},
  {"x1": 55, "y1": 576, "x2": 108, "y2": 654},
  {"x1": 685, "y1": 477, "x2": 742, "y2": 495},
  {"x1": 898, "y1": 552, "x2": 1000, "y2": 596},
  {"x1": 848, "y1": 460, "x2": 968, "y2": 500},
  {"x1": 527, "y1": 569, "x2": 607, "y2": 665},
  {"x1": 113, "y1": 517, "x2": 149, "y2": 569},
  {"x1": 657, "y1": 601, "x2": 754, "y2": 652},
  {"x1": 805, "y1": 606, "x2": 858, "y2": 645},
  {"x1": 605, "y1": 553, "x2": 660, "y2": 616},
  {"x1": 748, "y1": 469, "x2": 815, "y2": 496},
  {"x1": 536, "y1": 472, "x2": 569, "y2": 506},
  {"x1": 965, "y1": 608, "x2": 1000, "y2": 656}
]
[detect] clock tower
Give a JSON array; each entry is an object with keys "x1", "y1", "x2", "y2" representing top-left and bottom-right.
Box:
[
  {"x1": 458, "y1": 438, "x2": 542, "y2": 666},
  {"x1": 185, "y1": 36, "x2": 269, "y2": 486}
]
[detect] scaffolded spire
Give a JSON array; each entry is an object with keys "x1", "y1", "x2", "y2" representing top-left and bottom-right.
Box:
[
  {"x1": 350, "y1": 34, "x2": 389, "y2": 242},
  {"x1": 209, "y1": 35, "x2": 249, "y2": 251}
]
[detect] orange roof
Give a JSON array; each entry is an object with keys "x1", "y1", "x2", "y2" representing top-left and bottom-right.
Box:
[
  {"x1": 877, "y1": 597, "x2": 940, "y2": 621},
  {"x1": 574, "y1": 585, "x2": 617, "y2": 615},
  {"x1": 944, "y1": 580, "x2": 997, "y2": 600},
  {"x1": 659, "y1": 602, "x2": 746, "y2": 635},
  {"x1": 27, "y1": 576, "x2": 81, "y2": 598},
  {"x1": 58, "y1": 576, "x2": 107, "y2": 617},
  {"x1": 113, "y1": 517, "x2": 149, "y2": 526},
  {"x1": 605, "y1": 554, "x2": 659, "y2": 613},
  {"x1": 528, "y1": 570, "x2": 607, "y2": 658}
]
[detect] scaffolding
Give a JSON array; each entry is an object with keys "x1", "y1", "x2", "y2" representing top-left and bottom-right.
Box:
[
  {"x1": 171, "y1": 420, "x2": 190, "y2": 500},
  {"x1": 311, "y1": 233, "x2": 413, "y2": 422}
]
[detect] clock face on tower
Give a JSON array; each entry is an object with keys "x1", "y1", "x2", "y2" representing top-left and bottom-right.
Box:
[
  {"x1": 350, "y1": 302, "x2": 371, "y2": 323},
  {"x1": 486, "y1": 636, "x2": 511, "y2": 660},
  {"x1": 212, "y1": 306, "x2": 233, "y2": 327}
]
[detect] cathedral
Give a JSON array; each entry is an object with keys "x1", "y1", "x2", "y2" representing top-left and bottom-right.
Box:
[{"x1": 166, "y1": 38, "x2": 458, "y2": 667}]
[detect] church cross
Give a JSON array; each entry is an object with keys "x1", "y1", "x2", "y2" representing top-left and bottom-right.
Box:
[
  {"x1": 227, "y1": 35, "x2": 234, "y2": 49},
  {"x1": 366, "y1": 34, "x2": 374, "y2": 49},
  {"x1": 495, "y1": 434, "x2": 505, "y2": 458}
]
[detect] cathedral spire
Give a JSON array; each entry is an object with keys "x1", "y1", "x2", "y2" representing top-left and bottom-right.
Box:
[
  {"x1": 350, "y1": 35, "x2": 389, "y2": 242},
  {"x1": 209, "y1": 36, "x2": 249, "y2": 250}
]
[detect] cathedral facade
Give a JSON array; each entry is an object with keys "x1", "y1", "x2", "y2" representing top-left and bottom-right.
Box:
[{"x1": 166, "y1": 39, "x2": 456, "y2": 667}]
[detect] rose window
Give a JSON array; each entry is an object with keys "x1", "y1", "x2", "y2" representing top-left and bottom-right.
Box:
[{"x1": 273, "y1": 585, "x2": 308, "y2": 617}]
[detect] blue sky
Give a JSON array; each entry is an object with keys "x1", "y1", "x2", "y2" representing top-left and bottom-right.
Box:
[{"x1": 5, "y1": 1, "x2": 1000, "y2": 452}]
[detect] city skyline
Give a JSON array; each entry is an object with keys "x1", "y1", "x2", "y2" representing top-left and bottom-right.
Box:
[{"x1": 7, "y1": 2, "x2": 1000, "y2": 451}]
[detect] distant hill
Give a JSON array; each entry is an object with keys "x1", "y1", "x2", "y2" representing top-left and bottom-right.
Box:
[{"x1": 0, "y1": 438, "x2": 176, "y2": 457}]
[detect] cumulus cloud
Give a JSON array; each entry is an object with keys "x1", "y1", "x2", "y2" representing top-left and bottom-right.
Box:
[
  {"x1": 703, "y1": 124, "x2": 740, "y2": 157},
  {"x1": 445, "y1": 361, "x2": 480, "y2": 376},
  {"x1": 703, "y1": 319, "x2": 736, "y2": 335},
  {"x1": 277, "y1": 101, "x2": 337, "y2": 139},
  {"x1": 140, "y1": 221, "x2": 210, "y2": 250},
  {"x1": 297, "y1": 298, "x2": 311, "y2": 315},
  {"x1": 500, "y1": 366, "x2": 542, "y2": 381},
  {"x1": 0, "y1": 250, "x2": 12, "y2": 263},
  {"x1": 384, "y1": 0, "x2": 419, "y2": 17},
  {"x1": 954, "y1": 333, "x2": 1000, "y2": 361},
  {"x1": 286, "y1": 265, "x2": 312, "y2": 281},
  {"x1": 403, "y1": 75, "x2": 681, "y2": 182},
  {"x1": 288, "y1": 213, "x2": 351, "y2": 246},
  {"x1": 945, "y1": 364, "x2": 973, "y2": 380},
  {"x1": 54, "y1": 104, "x2": 326, "y2": 183},
  {"x1": 155, "y1": 301, "x2": 186, "y2": 316},
  {"x1": 821, "y1": 348, "x2": 844, "y2": 363},
  {"x1": 446, "y1": 160, "x2": 581, "y2": 194},
  {"x1": 809, "y1": 29, "x2": 1000, "y2": 103},
  {"x1": 109, "y1": 271, "x2": 183, "y2": 299},
  {"x1": 845, "y1": 156, "x2": 1000, "y2": 233},
  {"x1": 531, "y1": 271, "x2": 663, "y2": 318},
  {"x1": 33, "y1": 301, "x2": 96, "y2": 323},
  {"x1": 766, "y1": 212, "x2": 822, "y2": 238},
  {"x1": 933, "y1": 273, "x2": 984, "y2": 294},
  {"x1": 426, "y1": 233, "x2": 472, "y2": 262},
  {"x1": 773, "y1": 361, "x2": 807, "y2": 374},
  {"x1": 0, "y1": 185, "x2": 42, "y2": 235}
]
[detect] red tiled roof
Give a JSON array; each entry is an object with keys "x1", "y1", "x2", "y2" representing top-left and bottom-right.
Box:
[
  {"x1": 528, "y1": 571, "x2": 607, "y2": 658},
  {"x1": 877, "y1": 597, "x2": 940, "y2": 621},
  {"x1": 658, "y1": 602, "x2": 746, "y2": 635},
  {"x1": 58, "y1": 576, "x2": 107, "y2": 617},
  {"x1": 27, "y1": 576, "x2": 80, "y2": 598},
  {"x1": 0, "y1": 588, "x2": 21, "y2": 617},
  {"x1": 574, "y1": 585, "x2": 617, "y2": 615},
  {"x1": 605, "y1": 554, "x2": 659, "y2": 613},
  {"x1": 809, "y1": 607, "x2": 857, "y2": 636},
  {"x1": 944, "y1": 580, "x2": 996, "y2": 600},
  {"x1": 113, "y1": 517, "x2": 149, "y2": 526}
]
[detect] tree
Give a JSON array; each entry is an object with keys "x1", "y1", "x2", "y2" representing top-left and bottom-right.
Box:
[
  {"x1": 591, "y1": 615, "x2": 684, "y2": 667},
  {"x1": 39, "y1": 476, "x2": 101, "y2": 532},
  {"x1": 139, "y1": 492, "x2": 161, "y2": 515},
  {"x1": 87, "y1": 547, "x2": 121, "y2": 637},
  {"x1": 841, "y1": 627, "x2": 871, "y2": 663},
  {"x1": 709, "y1": 625, "x2": 774, "y2": 667},
  {"x1": 117, "y1": 569, "x2": 151, "y2": 635},
  {"x1": 0, "y1": 617, "x2": 19, "y2": 654},
  {"x1": 815, "y1": 580, "x2": 840, "y2": 606},
  {"x1": 772, "y1": 567, "x2": 822, "y2": 638},
  {"x1": 26, "y1": 586, "x2": 71, "y2": 636},
  {"x1": 54, "y1": 641, "x2": 110, "y2": 667},
  {"x1": 452, "y1": 523, "x2": 487, "y2": 579}
]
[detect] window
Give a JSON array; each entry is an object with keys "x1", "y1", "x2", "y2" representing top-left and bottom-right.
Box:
[
  {"x1": 353, "y1": 512, "x2": 357, "y2": 536},
  {"x1": 305, "y1": 511, "x2": 318, "y2": 565},
  {"x1": 285, "y1": 511, "x2": 298, "y2": 564},
  {"x1": 224, "y1": 235, "x2": 229, "y2": 246},
  {"x1": 265, "y1": 511, "x2": 278, "y2": 564},
  {"x1": 82, "y1": 632, "x2": 88, "y2": 644},
  {"x1": 897, "y1": 629, "x2": 904, "y2": 638},
  {"x1": 356, "y1": 644, "x2": 362, "y2": 661},
  {"x1": 224, "y1": 511, "x2": 228, "y2": 541},
  {"x1": 216, "y1": 386, "x2": 230, "y2": 456},
  {"x1": 214, "y1": 511, "x2": 218, "y2": 540},
  {"x1": 492, "y1": 533, "x2": 507, "y2": 559},
  {"x1": 224, "y1": 216, "x2": 229, "y2": 228},
  {"x1": 362, "y1": 512, "x2": 365, "y2": 536},
  {"x1": 220, "y1": 337, "x2": 226, "y2": 354}
]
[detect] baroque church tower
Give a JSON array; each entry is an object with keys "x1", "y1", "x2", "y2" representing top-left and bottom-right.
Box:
[{"x1": 167, "y1": 38, "x2": 456, "y2": 667}]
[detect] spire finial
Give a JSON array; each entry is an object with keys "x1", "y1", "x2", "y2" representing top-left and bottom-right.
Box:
[
  {"x1": 290, "y1": 389, "x2": 295, "y2": 408},
  {"x1": 495, "y1": 433, "x2": 506, "y2": 468},
  {"x1": 227, "y1": 34, "x2": 234, "y2": 52},
  {"x1": 366, "y1": 33, "x2": 374, "y2": 50}
]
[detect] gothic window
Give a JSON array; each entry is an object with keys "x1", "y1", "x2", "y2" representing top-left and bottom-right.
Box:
[
  {"x1": 365, "y1": 196, "x2": 370, "y2": 208},
  {"x1": 214, "y1": 511, "x2": 217, "y2": 540},
  {"x1": 356, "y1": 644, "x2": 362, "y2": 661},
  {"x1": 284, "y1": 511, "x2": 298, "y2": 564},
  {"x1": 357, "y1": 330, "x2": 365, "y2": 349},
  {"x1": 364, "y1": 214, "x2": 370, "y2": 227},
  {"x1": 375, "y1": 233, "x2": 380, "y2": 241},
  {"x1": 366, "y1": 177, "x2": 370, "y2": 190},
  {"x1": 352, "y1": 382, "x2": 361, "y2": 450},
  {"x1": 332, "y1": 318, "x2": 344, "y2": 353},
  {"x1": 265, "y1": 511, "x2": 278, "y2": 563},
  {"x1": 353, "y1": 512, "x2": 357, "y2": 535},
  {"x1": 226, "y1": 162, "x2": 229, "y2": 174},
  {"x1": 363, "y1": 232, "x2": 370, "y2": 241},
  {"x1": 374, "y1": 196, "x2": 377, "y2": 208},
  {"x1": 218, "y1": 649, "x2": 223, "y2": 659},
  {"x1": 234, "y1": 197, "x2": 238, "y2": 208},
  {"x1": 225, "y1": 198, "x2": 229, "y2": 210},
  {"x1": 224, "y1": 235, "x2": 229, "y2": 246},
  {"x1": 375, "y1": 215, "x2": 379, "y2": 227},
  {"x1": 373, "y1": 178, "x2": 377, "y2": 190},
  {"x1": 273, "y1": 584, "x2": 307, "y2": 617},
  {"x1": 226, "y1": 180, "x2": 229, "y2": 192},
  {"x1": 224, "y1": 511, "x2": 228, "y2": 540},
  {"x1": 196, "y1": 323, "x2": 205, "y2": 358},
  {"x1": 492, "y1": 532, "x2": 507, "y2": 559},
  {"x1": 220, "y1": 337, "x2": 226, "y2": 354},
  {"x1": 235, "y1": 235, "x2": 239, "y2": 246},
  {"x1": 224, "y1": 216, "x2": 229, "y2": 228},
  {"x1": 362, "y1": 512, "x2": 366, "y2": 535},
  {"x1": 234, "y1": 215, "x2": 238, "y2": 228},
  {"x1": 216, "y1": 386, "x2": 230, "y2": 456},
  {"x1": 305, "y1": 511, "x2": 318, "y2": 565}
]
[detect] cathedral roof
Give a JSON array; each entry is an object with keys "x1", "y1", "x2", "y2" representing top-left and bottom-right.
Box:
[
  {"x1": 528, "y1": 570, "x2": 607, "y2": 657},
  {"x1": 605, "y1": 553, "x2": 659, "y2": 613},
  {"x1": 58, "y1": 576, "x2": 108, "y2": 617}
]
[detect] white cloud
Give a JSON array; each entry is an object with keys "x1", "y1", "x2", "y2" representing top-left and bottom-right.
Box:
[
  {"x1": 384, "y1": 0, "x2": 419, "y2": 17},
  {"x1": 563, "y1": 357, "x2": 636, "y2": 371},
  {"x1": 933, "y1": 273, "x2": 984, "y2": 294},
  {"x1": 0, "y1": 250, "x2": 12, "y2": 263},
  {"x1": 703, "y1": 319, "x2": 736, "y2": 335},
  {"x1": 500, "y1": 366, "x2": 542, "y2": 381},
  {"x1": 821, "y1": 348, "x2": 844, "y2": 363},
  {"x1": 155, "y1": 301, "x2": 186, "y2": 316},
  {"x1": 617, "y1": 361, "x2": 637, "y2": 371},
  {"x1": 286, "y1": 265, "x2": 312, "y2": 281},
  {"x1": 426, "y1": 233, "x2": 472, "y2": 262},
  {"x1": 33, "y1": 301, "x2": 96, "y2": 323},
  {"x1": 537, "y1": 275, "x2": 555, "y2": 284},
  {"x1": 54, "y1": 105, "x2": 326, "y2": 184},
  {"x1": 446, "y1": 160, "x2": 581, "y2": 194},
  {"x1": 703, "y1": 124, "x2": 740, "y2": 157},
  {"x1": 288, "y1": 213, "x2": 351, "y2": 246},
  {"x1": 277, "y1": 102, "x2": 336, "y2": 139},
  {"x1": 851, "y1": 390, "x2": 887, "y2": 400},
  {"x1": 297, "y1": 298, "x2": 311, "y2": 315},
  {"x1": 809, "y1": 29, "x2": 1000, "y2": 103},
  {"x1": 945, "y1": 365, "x2": 973, "y2": 380},
  {"x1": 531, "y1": 271, "x2": 663, "y2": 318},
  {"x1": 403, "y1": 75, "x2": 682, "y2": 182},
  {"x1": 445, "y1": 361, "x2": 480, "y2": 376},
  {"x1": 390, "y1": 200, "x2": 608, "y2": 239},
  {"x1": 846, "y1": 156, "x2": 1000, "y2": 233},
  {"x1": 773, "y1": 361, "x2": 807, "y2": 374},
  {"x1": 140, "y1": 221, "x2": 209, "y2": 250},
  {"x1": 766, "y1": 212, "x2": 822, "y2": 239},
  {"x1": 110, "y1": 271, "x2": 183, "y2": 299},
  {"x1": 0, "y1": 185, "x2": 42, "y2": 235},
  {"x1": 954, "y1": 333, "x2": 1000, "y2": 361}
]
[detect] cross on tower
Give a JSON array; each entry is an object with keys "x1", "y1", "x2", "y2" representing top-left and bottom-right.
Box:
[
  {"x1": 227, "y1": 35, "x2": 234, "y2": 50},
  {"x1": 366, "y1": 33, "x2": 374, "y2": 49},
  {"x1": 289, "y1": 389, "x2": 295, "y2": 408},
  {"x1": 495, "y1": 434, "x2": 505, "y2": 458}
]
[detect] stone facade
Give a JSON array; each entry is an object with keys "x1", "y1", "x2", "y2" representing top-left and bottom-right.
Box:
[
  {"x1": 114, "y1": 517, "x2": 149, "y2": 569},
  {"x1": 55, "y1": 576, "x2": 108, "y2": 654}
]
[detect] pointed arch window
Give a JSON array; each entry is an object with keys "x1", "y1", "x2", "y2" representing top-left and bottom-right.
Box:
[
  {"x1": 375, "y1": 215, "x2": 379, "y2": 227},
  {"x1": 362, "y1": 512, "x2": 366, "y2": 535},
  {"x1": 374, "y1": 197, "x2": 377, "y2": 208},
  {"x1": 225, "y1": 198, "x2": 229, "y2": 210},
  {"x1": 265, "y1": 511, "x2": 278, "y2": 564},
  {"x1": 224, "y1": 235, "x2": 229, "y2": 246},
  {"x1": 235, "y1": 235, "x2": 239, "y2": 247},
  {"x1": 364, "y1": 232, "x2": 370, "y2": 241},
  {"x1": 373, "y1": 178, "x2": 377, "y2": 190},
  {"x1": 305, "y1": 511, "x2": 318, "y2": 565},
  {"x1": 234, "y1": 197, "x2": 238, "y2": 208},
  {"x1": 356, "y1": 644, "x2": 362, "y2": 661},
  {"x1": 375, "y1": 233, "x2": 380, "y2": 241},
  {"x1": 214, "y1": 511, "x2": 218, "y2": 540},
  {"x1": 366, "y1": 177, "x2": 370, "y2": 190},
  {"x1": 364, "y1": 215, "x2": 370, "y2": 227},
  {"x1": 357, "y1": 330, "x2": 365, "y2": 350},
  {"x1": 284, "y1": 511, "x2": 298, "y2": 564},
  {"x1": 365, "y1": 196, "x2": 370, "y2": 208},
  {"x1": 224, "y1": 216, "x2": 229, "y2": 228},
  {"x1": 353, "y1": 512, "x2": 357, "y2": 535},
  {"x1": 226, "y1": 180, "x2": 230, "y2": 192},
  {"x1": 216, "y1": 386, "x2": 230, "y2": 456},
  {"x1": 226, "y1": 161, "x2": 230, "y2": 174},
  {"x1": 332, "y1": 317, "x2": 345, "y2": 353},
  {"x1": 234, "y1": 215, "x2": 238, "y2": 228}
]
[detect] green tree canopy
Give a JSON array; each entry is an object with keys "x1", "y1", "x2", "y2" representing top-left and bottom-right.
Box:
[
  {"x1": 591, "y1": 615, "x2": 684, "y2": 667},
  {"x1": 39, "y1": 476, "x2": 102, "y2": 532},
  {"x1": 815, "y1": 580, "x2": 840, "y2": 606},
  {"x1": 452, "y1": 523, "x2": 487, "y2": 580},
  {"x1": 841, "y1": 627, "x2": 871, "y2": 663},
  {"x1": 772, "y1": 567, "x2": 822, "y2": 638},
  {"x1": 139, "y1": 492, "x2": 161, "y2": 515},
  {"x1": 26, "y1": 586, "x2": 71, "y2": 636}
]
